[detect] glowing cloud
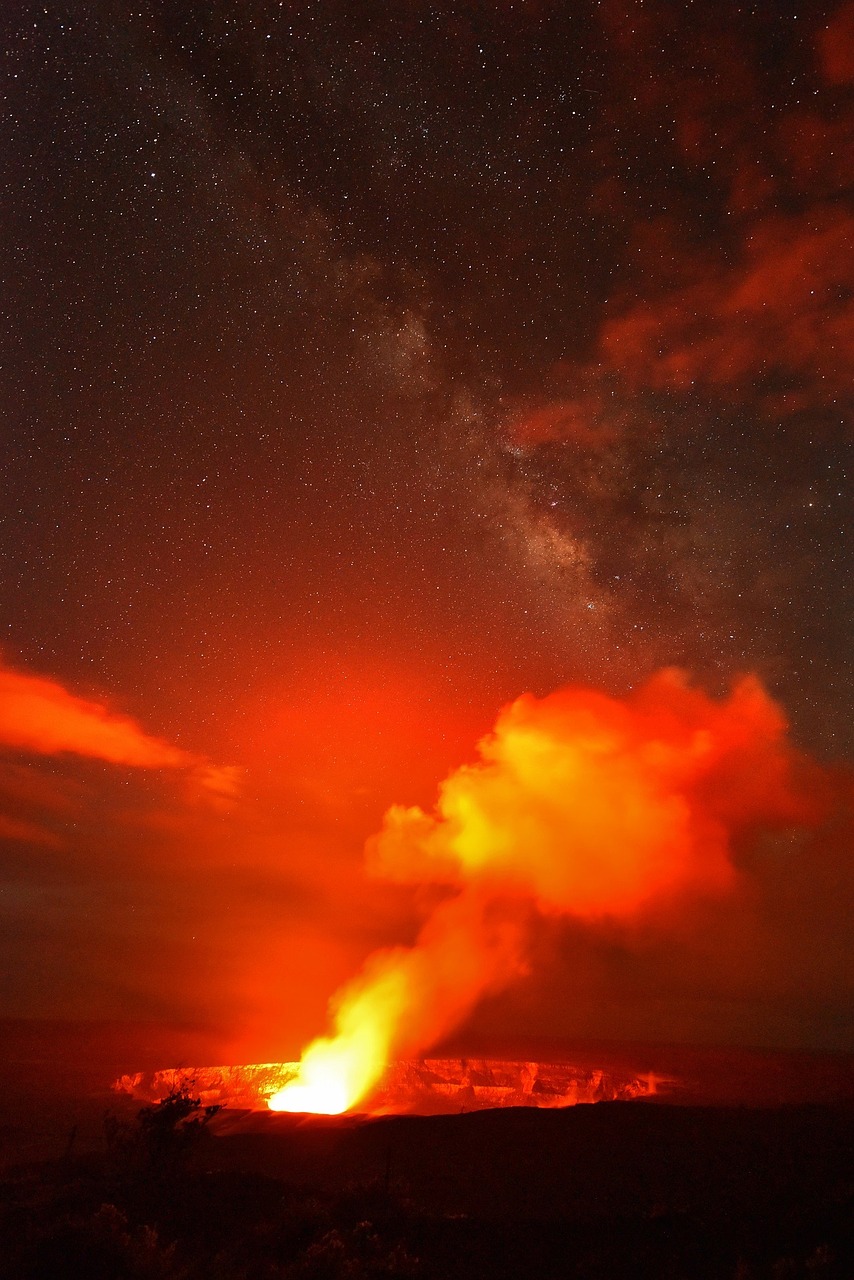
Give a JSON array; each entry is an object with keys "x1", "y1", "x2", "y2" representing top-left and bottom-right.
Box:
[
  {"x1": 0, "y1": 658, "x2": 237, "y2": 796},
  {"x1": 270, "y1": 671, "x2": 821, "y2": 1115}
]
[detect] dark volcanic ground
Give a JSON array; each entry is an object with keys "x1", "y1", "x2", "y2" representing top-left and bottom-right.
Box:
[
  {"x1": 2, "y1": 1080, "x2": 853, "y2": 1277},
  {"x1": 206, "y1": 1101, "x2": 854, "y2": 1227},
  {"x1": 0, "y1": 1023, "x2": 853, "y2": 1277},
  {"x1": 2, "y1": 1019, "x2": 854, "y2": 1166}
]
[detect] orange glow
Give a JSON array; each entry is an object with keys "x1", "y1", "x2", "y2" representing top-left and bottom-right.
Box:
[
  {"x1": 0, "y1": 658, "x2": 237, "y2": 802},
  {"x1": 122, "y1": 1057, "x2": 669, "y2": 1113},
  {"x1": 268, "y1": 960, "x2": 415, "y2": 1112},
  {"x1": 0, "y1": 661, "x2": 191, "y2": 767},
  {"x1": 271, "y1": 670, "x2": 819, "y2": 1115},
  {"x1": 268, "y1": 1037, "x2": 380, "y2": 1114}
]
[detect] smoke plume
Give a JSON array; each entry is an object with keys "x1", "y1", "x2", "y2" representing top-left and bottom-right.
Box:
[{"x1": 270, "y1": 670, "x2": 825, "y2": 1112}]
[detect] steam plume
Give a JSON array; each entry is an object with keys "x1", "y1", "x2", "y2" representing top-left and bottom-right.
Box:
[{"x1": 270, "y1": 670, "x2": 821, "y2": 1113}]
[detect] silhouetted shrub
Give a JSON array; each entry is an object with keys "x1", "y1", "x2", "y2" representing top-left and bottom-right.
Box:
[{"x1": 24, "y1": 1202, "x2": 183, "y2": 1280}]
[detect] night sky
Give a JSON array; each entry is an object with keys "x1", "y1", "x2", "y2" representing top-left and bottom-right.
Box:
[{"x1": 2, "y1": 0, "x2": 853, "y2": 1061}]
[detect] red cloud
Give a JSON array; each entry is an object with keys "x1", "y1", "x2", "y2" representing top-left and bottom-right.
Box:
[
  {"x1": 557, "y1": 1, "x2": 854, "y2": 430},
  {"x1": 0, "y1": 813, "x2": 64, "y2": 848},
  {"x1": 599, "y1": 208, "x2": 854, "y2": 410},
  {"x1": 503, "y1": 395, "x2": 622, "y2": 449},
  {"x1": 0, "y1": 662, "x2": 194, "y2": 768},
  {"x1": 0, "y1": 659, "x2": 239, "y2": 812}
]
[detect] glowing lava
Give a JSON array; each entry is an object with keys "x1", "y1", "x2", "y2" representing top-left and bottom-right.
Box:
[
  {"x1": 267, "y1": 1027, "x2": 388, "y2": 1114},
  {"x1": 117, "y1": 1057, "x2": 669, "y2": 1113},
  {"x1": 267, "y1": 941, "x2": 436, "y2": 1114}
]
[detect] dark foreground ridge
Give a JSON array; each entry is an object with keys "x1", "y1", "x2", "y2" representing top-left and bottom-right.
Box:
[
  {"x1": 2, "y1": 1091, "x2": 853, "y2": 1279},
  {"x1": 1, "y1": 1025, "x2": 853, "y2": 1277}
]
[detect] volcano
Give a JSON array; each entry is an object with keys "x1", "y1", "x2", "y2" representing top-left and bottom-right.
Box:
[{"x1": 114, "y1": 1057, "x2": 668, "y2": 1115}]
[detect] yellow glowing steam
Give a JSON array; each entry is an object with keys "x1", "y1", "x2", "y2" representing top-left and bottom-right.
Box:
[
  {"x1": 268, "y1": 959, "x2": 411, "y2": 1113},
  {"x1": 269, "y1": 672, "x2": 815, "y2": 1116},
  {"x1": 268, "y1": 1041, "x2": 362, "y2": 1114}
]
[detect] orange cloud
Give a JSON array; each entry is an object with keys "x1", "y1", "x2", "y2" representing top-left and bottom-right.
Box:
[
  {"x1": 369, "y1": 671, "x2": 813, "y2": 914},
  {"x1": 0, "y1": 658, "x2": 238, "y2": 804},
  {"x1": 0, "y1": 662, "x2": 191, "y2": 768}
]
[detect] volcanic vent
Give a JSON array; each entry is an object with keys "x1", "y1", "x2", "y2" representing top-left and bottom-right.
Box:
[{"x1": 115, "y1": 1057, "x2": 666, "y2": 1115}]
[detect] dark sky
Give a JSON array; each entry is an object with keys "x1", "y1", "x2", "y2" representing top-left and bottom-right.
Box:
[{"x1": 1, "y1": 0, "x2": 852, "y2": 1061}]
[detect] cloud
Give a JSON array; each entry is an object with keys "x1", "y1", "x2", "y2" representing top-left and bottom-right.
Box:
[
  {"x1": 502, "y1": 395, "x2": 624, "y2": 449},
  {"x1": 598, "y1": 207, "x2": 854, "y2": 413},
  {"x1": 0, "y1": 658, "x2": 237, "y2": 802},
  {"x1": 0, "y1": 656, "x2": 242, "y2": 864},
  {"x1": 369, "y1": 670, "x2": 816, "y2": 913},
  {"x1": 0, "y1": 661, "x2": 193, "y2": 768},
  {"x1": 490, "y1": 4, "x2": 853, "y2": 457},
  {"x1": 556, "y1": 1, "x2": 854, "y2": 426},
  {"x1": 0, "y1": 813, "x2": 64, "y2": 849}
]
